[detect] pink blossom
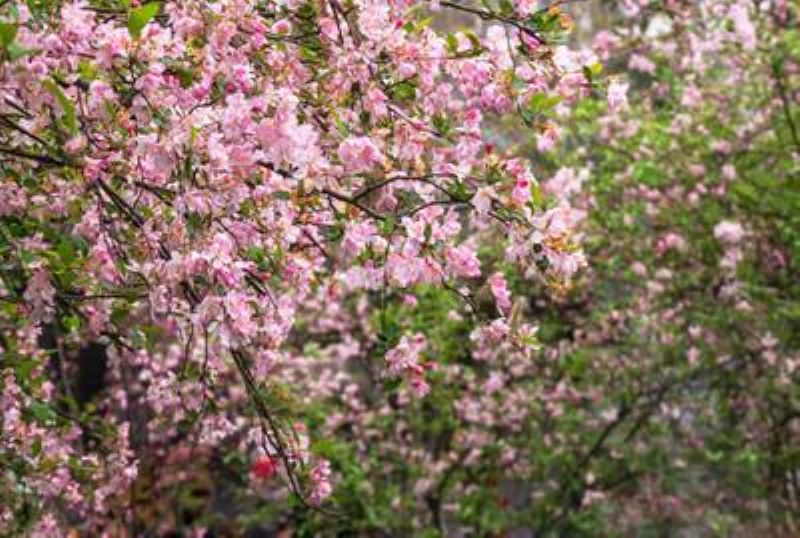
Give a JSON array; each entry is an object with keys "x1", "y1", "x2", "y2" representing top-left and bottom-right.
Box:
[
  {"x1": 337, "y1": 136, "x2": 384, "y2": 173},
  {"x1": 470, "y1": 319, "x2": 511, "y2": 350},
  {"x1": 409, "y1": 374, "x2": 431, "y2": 397},
  {"x1": 224, "y1": 292, "x2": 258, "y2": 338},
  {"x1": 628, "y1": 53, "x2": 657, "y2": 75},
  {"x1": 446, "y1": 245, "x2": 481, "y2": 278},
  {"x1": 512, "y1": 177, "x2": 532, "y2": 206},
  {"x1": 255, "y1": 98, "x2": 319, "y2": 168},
  {"x1": 607, "y1": 79, "x2": 629, "y2": 112},
  {"x1": 342, "y1": 221, "x2": 380, "y2": 257},
  {"x1": 549, "y1": 250, "x2": 587, "y2": 279},
  {"x1": 729, "y1": 3, "x2": 757, "y2": 50},
  {"x1": 545, "y1": 167, "x2": 588, "y2": 200},
  {"x1": 537, "y1": 123, "x2": 561, "y2": 153},
  {"x1": 0, "y1": 0, "x2": 595, "y2": 525},
  {"x1": 385, "y1": 333, "x2": 427, "y2": 377},
  {"x1": 688, "y1": 164, "x2": 706, "y2": 178},
  {"x1": 23, "y1": 268, "x2": 56, "y2": 321},
  {"x1": 271, "y1": 19, "x2": 292, "y2": 35},
  {"x1": 61, "y1": 2, "x2": 95, "y2": 41},
  {"x1": 631, "y1": 261, "x2": 648, "y2": 277},
  {"x1": 722, "y1": 164, "x2": 737, "y2": 181},
  {"x1": 473, "y1": 187, "x2": 495, "y2": 216},
  {"x1": 484, "y1": 372, "x2": 505, "y2": 394},
  {"x1": 713, "y1": 220, "x2": 745, "y2": 244},
  {"x1": 309, "y1": 460, "x2": 333, "y2": 505},
  {"x1": 655, "y1": 233, "x2": 687, "y2": 255},
  {"x1": 488, "y1": 272, "x2": 512, "y2": 313},
  {"x1": 593, "y1": 31, "x2": 619, "y2": 60},
  {"x1": 712, "y1": 140, "x2": 732, "y2": 154},
  {"x1": 403, "y1": 294, "x2": 418, "y2": 307},
  {"x1": 681, "y1": 85, "x2": 702, "y2": 108}
]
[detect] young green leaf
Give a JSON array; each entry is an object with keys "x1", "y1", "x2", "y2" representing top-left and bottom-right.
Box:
[
  {"x1": 128, "y1": 2, "x2": 161, "y2": 39},
  {"x1": 43, "y1": 79, "x2": 79, "y2": 135},
  {"x1": 527, "y1": 92, "x2": 562, "y2": 114},
  {"x1": 0, "y1": 21, "x2": 18, "y2": 47},
  {"x1": 5, "y1": 42, "x2": 34, "y2": 61}
]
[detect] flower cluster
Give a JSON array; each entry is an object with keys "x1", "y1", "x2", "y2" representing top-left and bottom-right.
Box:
[{"x1": 0, "y1": 0, "x2": 588, "y2": 533}]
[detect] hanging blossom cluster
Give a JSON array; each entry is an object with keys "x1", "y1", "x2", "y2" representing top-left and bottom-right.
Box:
[{"x1": 0, "y1": 0, "x2": 591, "y2": 532}]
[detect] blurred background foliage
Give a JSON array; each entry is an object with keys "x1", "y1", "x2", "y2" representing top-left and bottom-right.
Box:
[{"x1": 279, "y1": 1, "x2": 800, "y2": 536}]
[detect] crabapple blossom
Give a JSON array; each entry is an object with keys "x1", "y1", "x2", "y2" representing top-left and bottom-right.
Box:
[
  {"x1": 713, "y1": 220, "x2": 745, "y2": 244},
  {"x1": 607, "y1": 78, "x2": 629, "y2": 112},
  {"x1": 0, "y1": 0, "x2": 588, "y2": 532}
]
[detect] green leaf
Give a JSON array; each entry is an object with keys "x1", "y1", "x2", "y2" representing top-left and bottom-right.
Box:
[
  {"x1": 631, "y1": 160, "x2": 665, "y2": 187},
  {"x1": 334, "y1": 116, "x2": 349, "y2": 136},
  {"x1": 29, "y1": 401, "x2": 57, "y2": 424},
  {"x1": 56, "y1": 237, "x2": 76, "y2": 263},
  {"x1": 0, "y1": 21, "x2": 18, "y2": 47},
  {"x1": 498, "y1": 0, "x2": 514, "y2": 16},
  {"x1": 31, "y1": 436, "x2": 43, "y2": 457},
  {"x1": 299, "y1": 44, "x2": 322, "y2": 63},
  {"x1": 19, "y1": 249, "x2": 36, "y2": 265},
  {"x1": 432, "y1": 114, "x2": 451, "y2": 136},
  {"x1": 379, "y1": 215, "x2": 396, "y2": 236},
  {"x1": 5, "y1": 41, "x2": 34, "y2": 61},
  {"x1": 172, "y1": 65, "x2": 196, "y2": 88},
  {"x1": 63, "y1": 314, "x2": 81, "y2": 333},
  {"x1": 529, "y1": 181, "x2": 544, "y2": 210},
  {"x1": 16, "y1": 359, "x2": 37, "y2": 382},
  {"x1": 460, "y1": 30, "x2": 483, "y2": 57},
  {"x1": 43, "y1": 79, "x2": 78, "y2": 135},
  {"x1": 390, "y1": 79, "x2": 417, "y2": 102},
  {"x1": 128, "y1": 2, "x2": 161, "y2": 39},
  {"x1": 111, "y1": 304, "x2": 131, "y2": 325},
  {"x1": 527, "y1": 92, "x2": 562, "y2": 114},
  {"x1": 0, "y1": 22, "x2": 31, "y2": 62},
  {"x1": 382, "y1": 377, "x2": 403, "y2": 393},
  {"x1": 78, "y1": 60, "x2": 98, "y2": 83},
  {"x1": 445, "y1": 33, "x2": 459, "y2": 54},
  {"x1": 407, "y1": 16, "x2": 433, "y2": 34}
]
